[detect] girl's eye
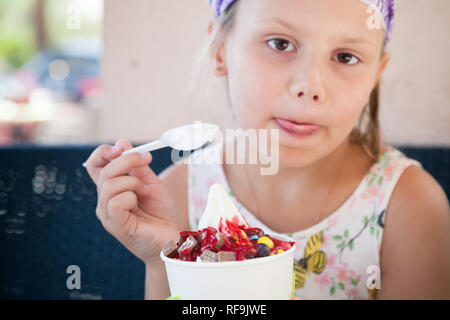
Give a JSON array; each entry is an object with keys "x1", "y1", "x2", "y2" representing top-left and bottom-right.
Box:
[
  {"x1": 267, "y1": 39, "x2": 295, "y2": 52},
  {"x1": 334, "y1": 53, "x2": 360, "y2": 65}
]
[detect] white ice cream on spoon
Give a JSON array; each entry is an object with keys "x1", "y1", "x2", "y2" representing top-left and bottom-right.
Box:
[{"x1": 197, "y1": 183, "x2": 249, "y2": 231}]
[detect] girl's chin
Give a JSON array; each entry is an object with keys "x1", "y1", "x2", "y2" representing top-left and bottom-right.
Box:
[
  {"x1": 276, "y1": 146, "x2": 321, "y2": 168},
  {"x1": 272, "y1": 127, "x2": 327, "y2": 168}
]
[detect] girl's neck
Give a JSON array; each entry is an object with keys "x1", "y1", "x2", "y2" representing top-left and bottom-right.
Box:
[
  {"x1": 223, "y1": 138, "x2": 355, "y2": 193},
  {"x1": 221, "y1": 138, "x2": 377, "y2": 233}
]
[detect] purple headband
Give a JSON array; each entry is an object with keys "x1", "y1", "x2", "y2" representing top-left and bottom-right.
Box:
[
  {"x1": 361, "y1": 0, "x2": 395, "y2": 42},
  {"x1": 207, "y1": 0, "x2": 394, "y2": 42}
]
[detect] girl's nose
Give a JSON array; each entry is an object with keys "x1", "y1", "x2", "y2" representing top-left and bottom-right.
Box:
[
  {"x1": 296, "y1": 86, "x2": 325, "y2": 103},
  {"x1": 290, "y1": 67, "x2": 326, "y2": 104}
]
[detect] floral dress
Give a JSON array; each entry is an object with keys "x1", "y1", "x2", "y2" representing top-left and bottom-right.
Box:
[{"x1": 183, "y1": 142, "x2": 422, "y2": 300}]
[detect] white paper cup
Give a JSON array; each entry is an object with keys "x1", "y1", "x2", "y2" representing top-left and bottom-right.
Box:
[{"x1": 160, "y1": 234, "x2": 296, "y2": 300}]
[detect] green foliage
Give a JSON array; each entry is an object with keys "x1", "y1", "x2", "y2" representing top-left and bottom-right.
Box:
[
  {"x1": 0, "y1": 36, "x2": 35, "y2": 69},
  {"x1": 0, "y1": 0, "x2": 102, "y2": 70},
  {"x1": 0, "y1": 0, "x2": 36, "y2": 69}
]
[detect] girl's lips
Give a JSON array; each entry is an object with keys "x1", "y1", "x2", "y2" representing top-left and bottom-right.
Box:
[{"x1": 274, "y1": 117, "x2": 321, "y2": 137}]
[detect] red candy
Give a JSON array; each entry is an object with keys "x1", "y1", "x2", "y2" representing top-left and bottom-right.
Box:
[{"x1": 166, "y1": 219, "x2": 295, "y2": 262}]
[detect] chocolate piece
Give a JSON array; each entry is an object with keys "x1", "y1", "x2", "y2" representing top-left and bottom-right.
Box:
[
  {"x1": 163, "y1": 240, "x2": 179, "y2": 258},
  {"x1": 245, "y1": 228, "x2": 265, "y2": 238},
  {"x1": 215, "y1": 232, "x2": 225, "y2": 249},
  {"x1": 177, "y1": 235, "x2": 185, "y2": 247},
  {"x1": 217, "y1": 251, "x2": 236, "y2": 262},
  {"x1": 200, "y1": 249, "x2": 218, "y2": 262},
  {"x1": 178, "y1": 235, "x2": 198, "y2": 254}
]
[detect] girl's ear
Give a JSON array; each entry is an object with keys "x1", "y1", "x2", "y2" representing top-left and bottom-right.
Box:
[
  {"x1": 380, "y1": 52, "x2": 391, "y2": 74},
  {"x1": 213, "y1": 42, "x2": 228, "y2": 76},
  {"x1": 207, "y1": 19, "x2": 215, "y2": 36},
  {"x1": 374, "y1": 52, "x2": 391, "y2": 86},
  {"x1": 207, "y1": 19, "x2": 228, "y2": 76}
]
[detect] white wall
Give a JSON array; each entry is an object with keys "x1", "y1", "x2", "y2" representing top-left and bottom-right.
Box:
[
  {"x1": 379, "y1": 0, "x2": 450, "y2": 146},
  {"x1": 100, "y1": 0, "x2": 450, "y2": 146}
]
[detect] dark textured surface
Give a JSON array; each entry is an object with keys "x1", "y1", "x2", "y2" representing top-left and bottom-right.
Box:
[
  {"x1": 0, "y1": 144, "x2": 448, "y2": 299},
  {"x1": 0, "y1": 145, "x2": 175, "y2": 300}
]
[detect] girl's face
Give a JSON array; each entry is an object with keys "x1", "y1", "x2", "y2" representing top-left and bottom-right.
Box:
[{"x1": 215, "y1": 0, "x2": 390, "y2": 167}]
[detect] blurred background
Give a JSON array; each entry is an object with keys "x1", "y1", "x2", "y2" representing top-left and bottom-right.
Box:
[
  {"x1": 0, "y1": 0, "x2": 448, "y2": 146},
  {"x1": 0, "y1": 0, "x2": 102, "y2": 145}
]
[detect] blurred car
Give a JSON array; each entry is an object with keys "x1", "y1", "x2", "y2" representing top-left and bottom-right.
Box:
[{"x1": 0, "y1": 38, "x2": 101, "y2": 103}]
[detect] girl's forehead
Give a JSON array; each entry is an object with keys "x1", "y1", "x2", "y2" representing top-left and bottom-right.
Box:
[{"x1": 235, "y1": 0, "x2": 384, "y2": 45}]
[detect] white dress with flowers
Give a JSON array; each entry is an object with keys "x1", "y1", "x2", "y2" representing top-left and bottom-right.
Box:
[{"x1": 184, "y1": 142, "x2": 422, "y2": 300}]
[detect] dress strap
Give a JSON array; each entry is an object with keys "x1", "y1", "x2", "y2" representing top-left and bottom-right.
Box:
[{"x1": 372, "y1": 148, "x2": 423, "y2": 257}]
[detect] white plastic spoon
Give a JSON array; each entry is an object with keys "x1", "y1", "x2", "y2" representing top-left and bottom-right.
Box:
[
  {"x1": 122, "y1": 122, "x2": 219, "y2": 155},
  {"x1": 82, "y1": 122, "x2": 219, "y2": 167}
]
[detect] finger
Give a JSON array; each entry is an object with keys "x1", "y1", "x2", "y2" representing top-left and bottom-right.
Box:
[
  {"x1": 98, "y1": 152, "x2": 161, "y2": 192},
  {"x1": 115, "y1": 139, "x2": 160, "y2": 186},
  {"x1": 106, "y1": 191, "x2": 138, "y2": 235},
  {"x1": 129, "y1": 153, "x2": 160, "y2": 186},
  {"x1": 84, "y1": 143, "x2": 123, "y2": 184},
  {"x1": 115, "y1": 139, "x2": 133, "y2": 152},
  {"x1": 97, "y1": 151, "x2": 151, "y2": 188},
  {"x1": 99, "y1": 176, "x2": 148, "y2": 220}
]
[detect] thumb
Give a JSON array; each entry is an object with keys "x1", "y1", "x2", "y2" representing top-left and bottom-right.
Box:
[{"x1": 115, "y1": 138, "x2": 161, "y2": 186}]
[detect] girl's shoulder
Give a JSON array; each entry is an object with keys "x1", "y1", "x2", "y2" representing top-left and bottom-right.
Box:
[
  {"x1": 374, "y1": 145, "x2": 448, "y2": 251},
  {"x1": 374, "y1": 145, "x2": 448, "y2": 215},
  {"x1": 386, "y1": 162, "x2": 448, "y2": 225},
  {"x1": 376, "y1": 152, "x2": 450, "y2": 298}
]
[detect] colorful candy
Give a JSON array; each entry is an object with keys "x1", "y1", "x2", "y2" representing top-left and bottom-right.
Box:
[
  {"x1": 257, "y1": 236, "x2": 274, "y2": 249},
  {"x1": 162, "y1": 219, "x2": 295, "y2": 262},
  {"x1": 200, "y1": 249, "x2": 218, "y2": 262},
  {"x1": 177, "y1": 235, "x2": 199, "y2": 260},
  {"x1": 257, "y1": 243, "x2": 270, "y2": 257},
  {"x1": 250, "y1": 234, "x2": 259, "y2": 241},
  {"x1": 217, "y1": 251, "x2": 236, "y2": 262},
  {"x1": 162, "y1": 240, "x2": 178, "y2": 258}
]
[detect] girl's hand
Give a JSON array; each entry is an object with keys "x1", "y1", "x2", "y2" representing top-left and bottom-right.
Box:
[{"x1": 84, "y1": 139, "x2": 182, "y2": 265}]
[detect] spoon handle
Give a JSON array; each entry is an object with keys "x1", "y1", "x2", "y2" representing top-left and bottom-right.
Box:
[
  {"x1": 81, "y1": 139, "x2": 168, "y2": 168},
  {"x1": 122, "y1": 139, "x2": 168, "y2": 155}
]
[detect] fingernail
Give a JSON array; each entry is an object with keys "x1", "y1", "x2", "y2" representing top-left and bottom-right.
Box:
[
  {"x1": 82, "y1": 162, "x2": 87, "y2": 168},
  {"x1": 139, "y1": 152, "x2": 150, "y2": 160},
  {"x1": 110, "y1": 146, "x2": 121, "y2": 154}
]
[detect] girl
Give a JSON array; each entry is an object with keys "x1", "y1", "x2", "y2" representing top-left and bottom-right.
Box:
[{"x1": 85, "y1": 0, "x2": 450, "y2": 299}]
